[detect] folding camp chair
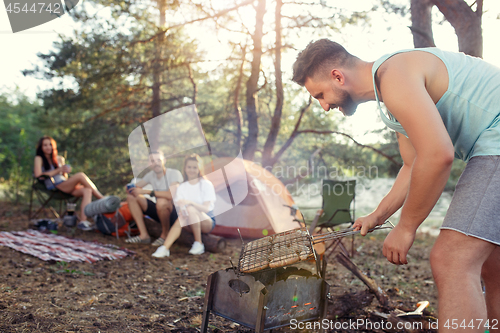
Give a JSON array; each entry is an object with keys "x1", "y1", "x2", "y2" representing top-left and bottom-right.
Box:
[
  {"x1": 308, "y1": 179, "x2": 356, "y2": 257},
  {"x1": 28, "y1": 176, "x2": 80, "y2": 221}
]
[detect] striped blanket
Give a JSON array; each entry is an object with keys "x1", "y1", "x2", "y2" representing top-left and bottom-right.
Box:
[{"x1": 0, "y1": 230, "x2": 135, "y2": 263}]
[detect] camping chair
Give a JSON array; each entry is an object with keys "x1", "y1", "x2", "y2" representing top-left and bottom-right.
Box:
[
  {"x1": 28, "y1": 176, "x2": 80, "y2": 221},
  {"x1": 308, "y1": 179, "x2": 356, "y2": 258}
]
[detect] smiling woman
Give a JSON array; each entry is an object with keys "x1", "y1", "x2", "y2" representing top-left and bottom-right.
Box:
[{"x1": 33, "y1": 136, "x2": 105, "y2": 230}]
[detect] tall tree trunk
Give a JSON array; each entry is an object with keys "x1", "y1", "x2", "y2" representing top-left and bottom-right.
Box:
[
  {"x1": 409, "y1": 0, "x2": 436, "y2": 48},
  {"x1": 262, "y1": 0, "x2": 283, "y2": 169},
  {"x1": 432, "y1": 0, "x2": 483, "y2": 57},
  {"x1": 242, "y1": 0, "x2": 266, "y2": 161},
  {"x1": 186, "y1": 63, "x2": 197, "y2": 104},
  {"x1": 152, "y1": 0, "x2": 166, "y2": 119},
  {"x1": 149, "y1": 0, "x2": 166, "y2": 151},
  {"x1": 233, "y1": 45, "x2": 246, "y2": 151}
]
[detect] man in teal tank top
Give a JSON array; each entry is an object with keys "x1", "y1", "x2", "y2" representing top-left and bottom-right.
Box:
[{"x1": 292, "y1": 39, "x2": 500, "y2": 329}]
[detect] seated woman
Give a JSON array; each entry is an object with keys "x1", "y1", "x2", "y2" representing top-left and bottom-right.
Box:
[
  {"x1": 152, "y1": 154, "x2": 216, "y2": 257},
  {"x1": 33, "y1": 136, "x2": 104, "y2": 230}
]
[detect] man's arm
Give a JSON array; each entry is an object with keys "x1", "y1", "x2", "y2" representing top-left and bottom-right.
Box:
[
  {"x1": 151, "y1": 181, "x2": 179, "y2": 200},
  {"x1": 354, "y1": 133, "x2": 416, "y2": 234},
  {"x1": 131, "y1": 178, "x2": 179, "y2": 200},
  {"x1": 135, "y1": 179, "x2": 148, "y2": 188},
  {"x1": 150, "y1": 170, "x2": 183, "y2": 200},
  {"x1": 376, "y1": 54, "x2": 454, "y2": 265}
]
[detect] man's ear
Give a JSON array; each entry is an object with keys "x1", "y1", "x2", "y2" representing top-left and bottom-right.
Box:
[{"x1": 330, "y1": 69, "x2": 345, "y2": 85}]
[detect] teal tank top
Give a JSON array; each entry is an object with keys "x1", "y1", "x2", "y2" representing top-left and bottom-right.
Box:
[{"x1": 372, "y1": 48, "x2": 500, "y2": 162}]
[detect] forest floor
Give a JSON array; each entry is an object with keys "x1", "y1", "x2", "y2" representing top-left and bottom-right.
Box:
[{"x1": 0, "y1": 202, "x2": 439, "y2": 333}]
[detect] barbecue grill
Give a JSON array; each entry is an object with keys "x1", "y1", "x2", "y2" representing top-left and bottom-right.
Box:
[
  {"x1": 201, "y1": 263, "x2": 329, "y2": 333},
  {"x1": 238, "y1": 222, "x2": 393, "y2": 273},
  {"x1": 201, "y1": 222, "x2": 393, "y2": 332}
]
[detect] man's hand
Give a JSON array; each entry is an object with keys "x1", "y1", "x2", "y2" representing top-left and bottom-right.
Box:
[
  {"x1": 382, "y1": 223, "x2": 415, "y2": 265},
  {"x1": 127, "y1": 187, "x2": 148, "y2": 197},
  {"x1": 353, "y1": 213, "x2": 382, "y2": 236}
]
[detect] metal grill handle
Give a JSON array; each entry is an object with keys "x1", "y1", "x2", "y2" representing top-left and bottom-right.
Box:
[{"x1": 311, "y1": 220, "x2": 394, "y2": 244}]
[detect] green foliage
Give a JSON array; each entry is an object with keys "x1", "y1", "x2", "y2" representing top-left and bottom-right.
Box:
[
  {"x1": 0, "y1": 90, "x2": 44, "y2": 202},
  {"x1": 21, "y1": 0, "x2": 202, "y2": 196},
  {"x1": 51, "y1": 261, "x2": 95, "y2": 275},
  {"x1": 445, "y1": 159, "x2": 466, "y2": 191}
]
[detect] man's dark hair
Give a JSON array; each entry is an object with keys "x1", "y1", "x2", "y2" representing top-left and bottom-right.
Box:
[
  {"x1": 292, "y1": 39, "x2": 356, "y2": 86},
  {"x1": 149, "y1": 150, "x2": 163, "y2": 155}
]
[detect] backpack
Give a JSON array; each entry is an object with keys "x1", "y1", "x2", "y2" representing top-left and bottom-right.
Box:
[{"x1": 95, "y1": 211, "x2": 126, "y2": 235}]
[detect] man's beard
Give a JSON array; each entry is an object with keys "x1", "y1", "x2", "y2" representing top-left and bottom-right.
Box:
[
  {"x1": 337, "y1": 89, "x2": 358, "y2": 116},
  {"x1": 153, "y1": 165, "x2": 163, "y2": 174},
  {"x1": 330, "y1": 85, "x2": 358, "y2": 116}
]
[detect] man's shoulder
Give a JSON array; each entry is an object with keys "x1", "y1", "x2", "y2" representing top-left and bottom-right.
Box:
[
  {"x1": 165, "y1": 168, "x2": 183, "y2": 179},
  {"x1": 376, "y1": 51, "x2": 434, "y2": 84},
  {"x1": 380, "y1": 48, "x2": 445, "y2": 71}
]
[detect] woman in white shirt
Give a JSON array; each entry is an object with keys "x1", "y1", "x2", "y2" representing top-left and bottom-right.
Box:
[{"x1": 152, "y1": 154, "x2": 216, "y2": 257}]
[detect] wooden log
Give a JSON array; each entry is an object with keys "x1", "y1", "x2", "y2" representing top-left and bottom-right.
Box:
[
  {"x1": 336, "y1": 252, "x2": 390, "y2": 307},
  {"x1": 143, "y1": 217, "x2": 163, "y2": 238},
  {"x1": 177, "y1": 229, "x2": 226, "y2": 253},
  {"x1": 327, "y1": 290, "x2": 374, "y2": 319}
]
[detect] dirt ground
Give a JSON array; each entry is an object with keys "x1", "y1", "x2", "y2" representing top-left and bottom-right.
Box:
[{"x1": 0, "y1": 202, "x2": 439, "y2": 333}]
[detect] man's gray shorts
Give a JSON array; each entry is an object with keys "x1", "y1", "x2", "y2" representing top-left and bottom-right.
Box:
[{"x1": 441, "y1": 155, "x2": 500, "y2": 245}]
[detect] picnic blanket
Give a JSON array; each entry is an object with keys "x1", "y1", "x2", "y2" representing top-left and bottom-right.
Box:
[{"x1": 0, "y1": 230, "x2": 134, "y2": 263}]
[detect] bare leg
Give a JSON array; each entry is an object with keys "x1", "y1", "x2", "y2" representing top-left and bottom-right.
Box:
[
  {"x1": 126, "y1": 194, "x2": 150, "y2": 240},
  {"x1": 481, "y1": 246, "x2": 500, "y2": 321},
  {"x1": 162, "y1": 208, "x2": 212, "y2": 250},
  {"x1": 56, "y1": 172, "x2": 104, "y2": 199},
  {"x1": 70, "y1": 187, "x2": 92, "y2": 221},
  {"x1": 156, "y1": 198, "x2": 173, "y2": 240},
  {"x1": 162, "y1": 219, "x2": 182, "y2": 250},
  {"x1": 430, "y1": 230, "x2": 496, "y2": 332},
  {"x1": 185, "y1": 206, "x2": 213, "y2": 243}
]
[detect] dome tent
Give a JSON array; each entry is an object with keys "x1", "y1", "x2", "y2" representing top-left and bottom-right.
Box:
[{"x1": 204, "y1": 158, "x2": 301, "y2": 239}]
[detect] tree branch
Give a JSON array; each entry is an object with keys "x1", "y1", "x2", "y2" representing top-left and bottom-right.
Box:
[
  {"x1": 475, "y1": 0, "x2": 483, "y2": 17},
  {"x1": 296, "y1": 129, "x2": 402, "y2": 168},
  {"x1": 269, "y1": 97, "x2": 312, "y2": 165},
  {"x1": 130, "y1": 0, "x2": 254, "y2": 46}
]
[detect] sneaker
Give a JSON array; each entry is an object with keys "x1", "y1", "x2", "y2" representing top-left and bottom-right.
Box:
[
  {"x1": 125, "y1": 235, "x2": 151, "y2": 244},
  {"x1": 151, "y1": 237, "x2": 165, "y2": 247},
  {"x1": 152, "y1": 245, "x2": 170, "y2": 258},
  {"x1": 188, "y1": 241, "x2": 205, "y2": 255},
  {"x1": 77, "y1": 220, "x2": 94, "y2": 231}
]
